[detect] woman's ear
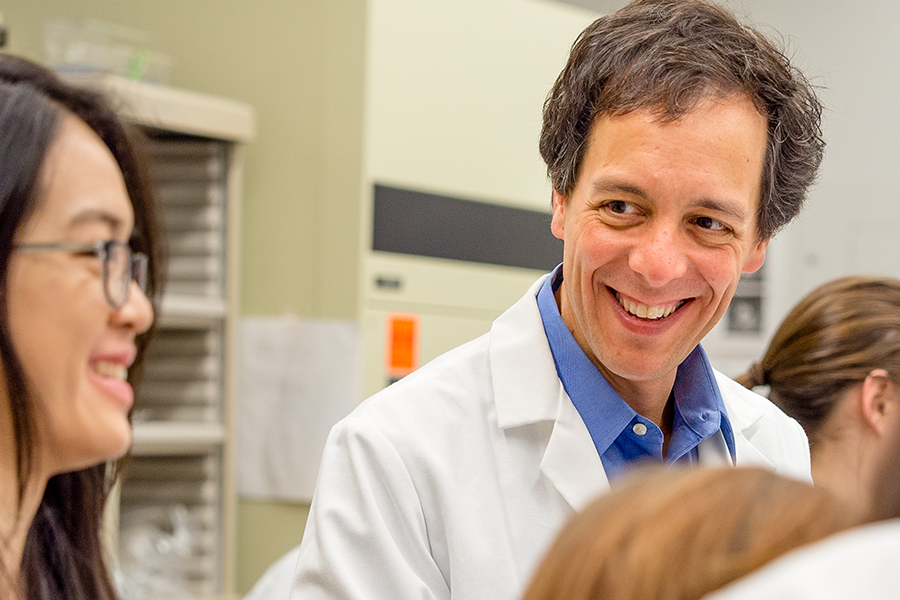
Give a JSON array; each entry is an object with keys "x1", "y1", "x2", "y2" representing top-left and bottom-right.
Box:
[{"x1": 860, "y1": 369, "x2": 895, "y2": 436}]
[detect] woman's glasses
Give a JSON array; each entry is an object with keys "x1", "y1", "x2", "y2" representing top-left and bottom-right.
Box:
[{"x1": 17, "y1": 239, "x2": 149, "y2": 309}]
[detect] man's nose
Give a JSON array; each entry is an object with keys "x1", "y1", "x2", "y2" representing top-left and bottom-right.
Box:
[{"x1": 627, "y1": 225, "x2": 689, "y2": 288}]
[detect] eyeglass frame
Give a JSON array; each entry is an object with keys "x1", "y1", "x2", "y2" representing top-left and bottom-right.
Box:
[{"x1": 16, "y1": 239, "x2": 149, "y2": 309}]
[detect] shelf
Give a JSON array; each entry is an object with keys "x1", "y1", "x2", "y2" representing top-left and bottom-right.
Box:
[
  {"x1": 160, "y1": 295, "x2": 228, "y2": 321},
  {"x1": 64, "y1": 73, "x2": 255, "y2": 142},
  {"x1": 131, "y1": 422, "x2": 227, "y2": 455},
  {"x1": 69, "y1": 74, "x2": 252, "y2": 599}
]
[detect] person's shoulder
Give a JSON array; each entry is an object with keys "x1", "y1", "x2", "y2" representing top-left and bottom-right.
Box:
[
  {"x1": 336, "y1": 332, "x2": 495, "y2": 438},
  {"x1": 370, "y1": 332, "x2": 491, "y2": 404},
  {"x1": 713, "y1": 369, "x2": 794, "y2": 423},
  {"x1": 714, "y1": 368, "x2": 810, "y2": 479},
  {"x1": 331, "y1": 275, "x2": 549, "y2": 445},
  {"x1": 704, "y1": 520, "x2": 900, "y2": 600},
  {"x1": 244, "y1": 545, "x2": 302, "y2": 600}
]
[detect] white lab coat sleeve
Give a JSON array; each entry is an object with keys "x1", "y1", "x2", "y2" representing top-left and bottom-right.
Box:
[{"x1": 291, "y1": 412, "x2": 450, "y2": 600}]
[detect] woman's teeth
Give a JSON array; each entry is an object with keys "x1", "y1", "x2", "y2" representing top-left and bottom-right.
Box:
[
  {"x1": 92, "y1": 361, "x2": 128, "y2": 381},
  {"x1": 615, "y1": 292, "x2": 684, "y2": 320}
]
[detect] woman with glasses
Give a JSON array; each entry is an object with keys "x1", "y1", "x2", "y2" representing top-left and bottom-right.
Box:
[{"x1": 0, "y1": 54, "x2": 162, "y2": 599}]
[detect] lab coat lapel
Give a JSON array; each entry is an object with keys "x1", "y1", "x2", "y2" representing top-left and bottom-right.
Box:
[
  {"x1": 540, "y1": 386, "x2": 610, "y2": 511},
  {"x1": 492, "y1": 276, "x2": 560, "y2": 428},
  {"x1": 716, "y1": 373, "x2": 777, "y2": 470},
  {"x1": 490, "y1": 275, "x2": 609, "y2": 512}
]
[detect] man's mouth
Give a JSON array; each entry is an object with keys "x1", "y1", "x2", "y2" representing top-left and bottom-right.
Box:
[{"x1": 614, "y1": 290, "x2": 686, "y2": 320}]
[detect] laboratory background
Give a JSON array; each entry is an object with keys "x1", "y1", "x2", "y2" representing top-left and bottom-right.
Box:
[{"x1": 2, "y1": 0, "x2": 898, "y2": 597}]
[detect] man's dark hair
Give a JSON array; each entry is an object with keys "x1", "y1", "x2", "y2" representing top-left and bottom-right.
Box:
[{"x1": 539, "y1": 0, "x2": 823, "y2": 240}]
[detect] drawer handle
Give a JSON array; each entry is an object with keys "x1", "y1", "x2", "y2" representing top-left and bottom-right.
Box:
[{"x1": 375, "y1": 276, "x2": 403, "y2": 290}]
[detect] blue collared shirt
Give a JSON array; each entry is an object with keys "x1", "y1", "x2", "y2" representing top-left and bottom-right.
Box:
[{"x1": 537, "y1": 265, "x2": 736, "y2": 481}]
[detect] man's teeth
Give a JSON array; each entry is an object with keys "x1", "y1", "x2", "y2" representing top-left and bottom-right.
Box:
[
  {"x1": 92, "y1": 362, "x2": 128, "y2": 381},
  {"x1": 616, "y1": 293, "x2": 683, "y2": 320}
]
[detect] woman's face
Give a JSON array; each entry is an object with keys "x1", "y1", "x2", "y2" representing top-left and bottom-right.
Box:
[{"x1": 7, "y1": 114, "x2": 154, "y2": 476}]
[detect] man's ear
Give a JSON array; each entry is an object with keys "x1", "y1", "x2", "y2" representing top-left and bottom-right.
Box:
[
  {"x1": 860, "y1": 369, "x2": 894, "y2": 435},
  {"x1": 550, "y1": 188, "x2": 567, "y2": 241},
  {"x1": 742, "y1": 237, "x2": 769, "y2": 274}
]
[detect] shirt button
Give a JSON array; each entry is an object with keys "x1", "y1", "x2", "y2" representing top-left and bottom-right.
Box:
[{"x1": 633, "y1": 423, "x2": 648, "y2": 436}]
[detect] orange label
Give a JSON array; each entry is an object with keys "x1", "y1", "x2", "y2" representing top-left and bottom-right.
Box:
[{"x1": 386, "y1": 313, "x2": 419, "y2": 376}]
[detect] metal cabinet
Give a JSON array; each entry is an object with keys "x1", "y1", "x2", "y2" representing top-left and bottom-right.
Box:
[{"x1": 72, "y1": 74, "x2": 254, "y2": 600}]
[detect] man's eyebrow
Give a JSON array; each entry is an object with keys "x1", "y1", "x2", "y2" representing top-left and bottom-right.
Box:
[
  {"x1": 692, "y1": 198, "x2": 750, "y2": 223},
  {"x1": 590, "y1": 179, "x2": 649, "y2": 200}
]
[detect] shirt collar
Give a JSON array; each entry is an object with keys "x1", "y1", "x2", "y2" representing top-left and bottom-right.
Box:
[
  {"x1": 536, "y1": 264, "x2": 736, "y2": 461},
  {"x1": 673, "y1": 344, "x2": 736, "y2": 460}
]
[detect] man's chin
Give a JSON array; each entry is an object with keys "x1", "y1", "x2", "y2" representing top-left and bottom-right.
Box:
[{"x1": 597, "y1": 356, "x2": 686, "y2": 388}]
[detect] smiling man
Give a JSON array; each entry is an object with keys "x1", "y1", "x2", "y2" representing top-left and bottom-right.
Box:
[
  {"x1": 546, "y1": 96, "x2": 771, "y2": 466},
  {"x1": 293, "y1": 2, "x2": 824, "y2": 599}
]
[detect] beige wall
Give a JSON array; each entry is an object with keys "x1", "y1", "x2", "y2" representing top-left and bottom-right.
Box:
[
  {"x1": 358, "y1": 0, "x2": 594, "y2": 397},
  {"x1": 3, "y1": 0, "x2": 364, "y2": 593},
  {"x1": 3, "y1": 0, "x2": 365, "y2": 317},
  {"x1": 364, "y1": 0, "x2": 591, "y2": 211}
]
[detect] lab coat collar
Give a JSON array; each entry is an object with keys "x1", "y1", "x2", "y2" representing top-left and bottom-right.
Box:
[
  {"x1": 540, "y1": 385, "x2": 610, "y2": 510},
  {"x1": 714, "y1": 370, "x2": 776, "y2": 471},
  {"x1": 490, "y1": 275, "x2": 610, "y2": 510},
  {"x1": 491, "y1": 275, "x2": 560, "y2": 428},
  {"x1": 489, "y1": 275, "x2": 776, "y2": 510}
]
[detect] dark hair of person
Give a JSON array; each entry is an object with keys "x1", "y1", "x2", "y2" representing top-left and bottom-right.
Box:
[
  {"x1": 0, "y1": 53, "x2": 163, "y2": 599},
  {"x1": 539, "y1": 0, "x2": 824, "y2": 240},
  {"x1": 736, "y1": 276, "x2": 900, "y2": 445},
  {"x1": 521, "y1": 467, "x2": 856, "y2": 600}
]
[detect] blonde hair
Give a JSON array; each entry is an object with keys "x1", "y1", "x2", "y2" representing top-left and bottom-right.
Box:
[{"x1": 522, "y1": 467, "x2": 855, "y2": 600}]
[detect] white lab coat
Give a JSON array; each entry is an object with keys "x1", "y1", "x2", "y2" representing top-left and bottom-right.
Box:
[
  {"x1": 703, "y1": 519, "x2": 900, "y2": 600},
  {"x1": 244, "y1": 545, "x2": 301, "y2": 600},
  {"x1": 292, "y1": 276, "x2": 811, "y2": 600}
]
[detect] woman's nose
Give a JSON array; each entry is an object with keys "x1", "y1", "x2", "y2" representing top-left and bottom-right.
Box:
[{"x1": 113, "y1": 279, "x2": 154, "y2": 334}]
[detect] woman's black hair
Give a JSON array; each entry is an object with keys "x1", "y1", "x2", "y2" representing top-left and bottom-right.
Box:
[{"x1": 0, "y1": 53, "x2": 163, "y2": 600}]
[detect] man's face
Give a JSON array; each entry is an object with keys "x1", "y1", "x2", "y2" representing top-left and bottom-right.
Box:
[{"x1": 550, "y1": 95, "x2": 769, "y2": 396}]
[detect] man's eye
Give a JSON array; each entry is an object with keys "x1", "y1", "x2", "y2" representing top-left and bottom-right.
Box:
[
  {"x1": 606, "y1": 200, "x2": 635, "y2": 214},
  {"x1": 695, "y1": 216, "x2": 727, "y2": 231}
]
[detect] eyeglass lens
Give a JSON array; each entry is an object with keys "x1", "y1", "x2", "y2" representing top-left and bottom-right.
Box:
[
  {"x1": 104, "y1": 241, "x2": 130, "y2": 308},
  {"x1": 102, "y1": 241, "x2": 149, "y2": 308},
  {"x1": 132, "y1": 253, "x2": 149, "y2": 296}
]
